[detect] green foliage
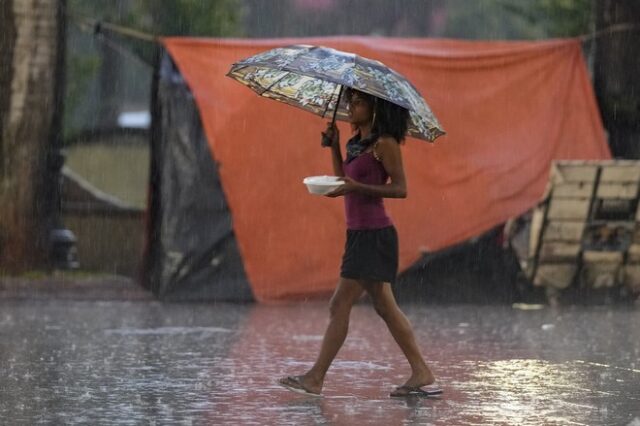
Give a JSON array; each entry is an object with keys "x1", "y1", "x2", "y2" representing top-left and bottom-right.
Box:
[
  {"x1": 138, "y1": 0, "x2": 244, "y2": 37},
  {"x1": 64, "y1": 52, "x2": 100, "y2": 135},
  {"x1": 68, "y1": 0, "x2": 244, "y2": 37},
  {"x1": 443, "y1": 0, "x2": 540, "y2": 39},
  {"x1": 443, "y1": 0, "x2": 593, "y2": 40},
  {"x1": 497, "y1": 0, "x2": 593, "y2": 37}
]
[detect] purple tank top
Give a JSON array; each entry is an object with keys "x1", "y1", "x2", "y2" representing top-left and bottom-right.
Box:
[{"x1": 343, "y1": 151, "x2": 393, "y2": 230}]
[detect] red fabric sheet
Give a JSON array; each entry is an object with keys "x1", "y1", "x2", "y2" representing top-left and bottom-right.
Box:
[{"x1": 162, "y1": 36, "x2": 610, "y2": 302}]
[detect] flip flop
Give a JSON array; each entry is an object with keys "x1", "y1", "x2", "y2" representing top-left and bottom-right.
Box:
[
  {"x1": 278, "y1": 376, "x2": 322, "y2": 397},
  {"x1": 390, "y1": 384, "x2": 443, "y2": 398}
]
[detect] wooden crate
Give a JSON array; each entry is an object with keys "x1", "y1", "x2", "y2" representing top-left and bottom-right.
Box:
[
  {"x1": 547, "y1": 198, "x2": 591, "y2": 220},
  {"x1": 622, "y1": 265, "x2": 640, "y2": 292},
  {"x1": 580, "y1": 249, "x2": 623, "y2": 288},
  {"x1": 592, "y1": 199, "x2": 635, "y2": 220},
  {"x1": 627, "y1": 244, "x2": 640, "y2": 263},
  {"x1": 599, "y1": 164, "x2": 640, "y2": 182},
  {"x1": 553, "y1": 182, "x2": 594, "y2": 199},
  {"x1": 582, "y1": 222, "x2": 633, "y2": 251},
  {"x1": 519, "y1": 161, "x2": 640, "y2": 299},
  {"x1": 596, "y1": 182, "x2": 639, "y2": 199},
  {"x1": 533, "y1": 264, "x2": 576, "y2": 289},
  {"x1": 581, "y1": 262, "x2": 622, "y2": 289},
  {"x1": 542, "y1": 221, "x2": 585, "y2": 242},
  {"x1": 552, "y1": 164, "x2": 598, "y2": 183},
  {"x1": 539, "y1": 242, "x2": 581, "y2": 262},
  {"x1": 529, "y1": 206, "x2": 545, "y2": 260},
  {"x1": 582, "y1": 250, "x2": 624, "y2": 264}
]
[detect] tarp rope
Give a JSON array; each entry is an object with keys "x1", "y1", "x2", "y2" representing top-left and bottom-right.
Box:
[{"x1": 68, "y1": 15, "x2": 157, "y2": 69}]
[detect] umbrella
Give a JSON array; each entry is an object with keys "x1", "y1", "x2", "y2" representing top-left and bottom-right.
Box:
[{"x1": 226, "y1": 44, "x2": 445, "y2": 142}]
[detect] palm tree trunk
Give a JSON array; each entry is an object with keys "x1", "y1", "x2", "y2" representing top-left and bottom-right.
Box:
[{"x1": 0, "y1": 0, "x2": 64, "y2": 272}]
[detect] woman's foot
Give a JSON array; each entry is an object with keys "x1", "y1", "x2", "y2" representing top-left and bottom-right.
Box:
[
  {"x1": 278, "y1": 374, "x2": 323, "y2": 396},
  {"x1": 404, "y1": 366, "x2": 435, "y2": 388},
  {"x1": 390, "y1": 384, "x2": 443, "y2": 397},
  {"x1": 390, "y1": 367, "x2": 436, "y2": 397}
]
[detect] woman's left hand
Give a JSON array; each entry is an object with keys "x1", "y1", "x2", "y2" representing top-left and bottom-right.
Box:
[{"x1": 325, "y1": 176, "x2": 358, "y2": 197}]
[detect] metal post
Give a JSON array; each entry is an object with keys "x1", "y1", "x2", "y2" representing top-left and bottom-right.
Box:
[{"x1": 48, "y1": 0, "x2": 79, "y2": 270}]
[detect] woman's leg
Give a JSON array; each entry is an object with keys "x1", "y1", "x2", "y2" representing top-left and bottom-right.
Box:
[
  {"x1": 363, "y1": 281, "x2": 435, "y2": 388},
  {"x1": 280, "y1": 277, "x2": 364, "y2": 394}
]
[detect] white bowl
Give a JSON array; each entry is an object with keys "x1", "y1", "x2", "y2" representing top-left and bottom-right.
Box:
[{"x1": 303, "y1": 175, "x2": 345, "y2": 195}]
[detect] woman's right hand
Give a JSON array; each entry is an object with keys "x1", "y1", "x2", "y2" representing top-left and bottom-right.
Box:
[{"x1": 321, "y1": 122, "x2": 339, "y2": 148}]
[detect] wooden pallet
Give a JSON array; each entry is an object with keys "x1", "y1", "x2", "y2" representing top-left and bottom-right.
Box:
[{"x1": 522, "y1": 160, "x2": 640, "y2": 302}]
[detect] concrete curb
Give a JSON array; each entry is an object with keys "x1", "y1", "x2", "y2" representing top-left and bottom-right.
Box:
[{"x1": 0, "y1": 275, "x2": 154, "y2": 301}]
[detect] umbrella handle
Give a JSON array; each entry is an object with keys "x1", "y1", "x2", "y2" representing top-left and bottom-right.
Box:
[{"x1": 321, "y1": 85, "x2": 344, "y2": 147}]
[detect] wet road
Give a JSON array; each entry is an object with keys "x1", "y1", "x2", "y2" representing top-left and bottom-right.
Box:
[{"x1": 1, "y1": 300, "x2": 639, "y2": 425}]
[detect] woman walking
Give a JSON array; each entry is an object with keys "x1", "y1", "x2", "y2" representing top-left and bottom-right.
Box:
[{"x1": 279, "y1": 88, "x2": 440, "y2": 398}]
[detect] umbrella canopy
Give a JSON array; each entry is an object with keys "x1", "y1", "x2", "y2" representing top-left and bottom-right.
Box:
[{"x1": 226, "y1": 44, "x2": 445, "y2": 142}]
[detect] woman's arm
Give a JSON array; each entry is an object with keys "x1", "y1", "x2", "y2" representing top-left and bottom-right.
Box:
[
  {"x1": 330, "y1": 144, "x2": 345, "y2": 177},
  {"x1": 326, "y1": 136, "x2": 407, "y2": 199},
  {"x1": 322, "y1": 123, "x2": 345, "y2": 177}
]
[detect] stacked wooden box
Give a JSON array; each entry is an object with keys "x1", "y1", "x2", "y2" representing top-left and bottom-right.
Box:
[
  {"x1": 582, "y1": 163, "x2": 639, "y2": 290},
  {"x1": 526, "y1": 161, "x2": 640, "y2": 301},
  {"x1": 529, "y1": 163, "x2": 595, "y2": 291}
]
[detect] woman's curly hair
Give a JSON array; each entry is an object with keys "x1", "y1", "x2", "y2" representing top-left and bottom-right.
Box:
[{"x1": 344, "y1": 88, "x2": 410, "y2": 143}]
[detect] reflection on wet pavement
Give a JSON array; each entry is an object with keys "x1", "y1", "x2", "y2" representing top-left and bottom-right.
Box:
[{"x1": 0, "y1": 300, "x2": 639, "y2": 425}]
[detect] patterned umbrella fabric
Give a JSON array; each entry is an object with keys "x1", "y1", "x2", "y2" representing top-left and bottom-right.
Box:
[{"x1": 226, "y1": 44, "x2": 445, "y2": 142}]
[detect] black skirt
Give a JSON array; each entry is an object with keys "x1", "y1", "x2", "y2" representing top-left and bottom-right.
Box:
[{"x1": 340, "y1": 225, "x2": 399, "y2": 283}]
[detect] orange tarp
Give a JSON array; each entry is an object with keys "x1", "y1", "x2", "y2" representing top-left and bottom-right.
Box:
[{"x1": 162, "y1": 36, "x2": 610, "y2": 302}]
